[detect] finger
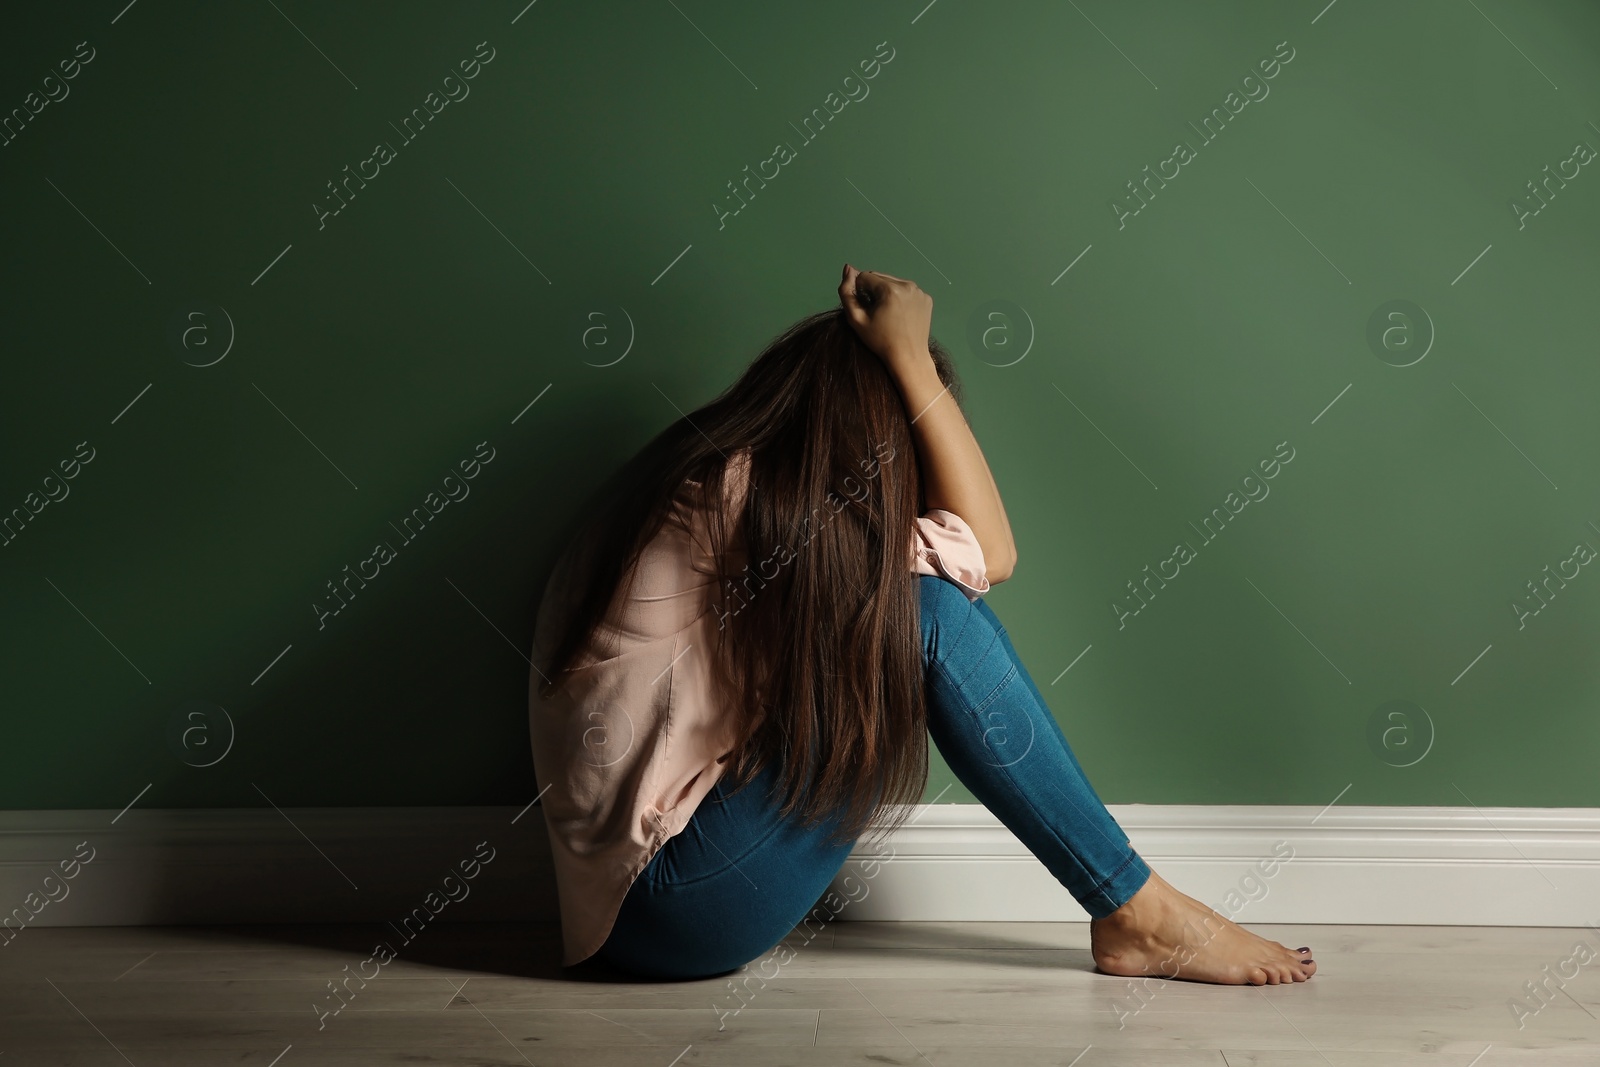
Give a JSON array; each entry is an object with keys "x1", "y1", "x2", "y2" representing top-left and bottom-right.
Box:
[
  {"x1": 838, "y1": 265, "x2": 869, "y2": 326},
  {"x1": 846, "y1": 265, "x2": 887, "y2": 315}
]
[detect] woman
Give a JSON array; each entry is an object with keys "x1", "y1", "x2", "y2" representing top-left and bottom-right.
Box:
[{"x1": 528, "y1": 265, "x2": 1316, "y2": 985}]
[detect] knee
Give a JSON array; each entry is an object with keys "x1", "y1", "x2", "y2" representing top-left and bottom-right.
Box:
[
  {"x1": 918, "y1": 573, "x2": 976, "y2": 616},
  {"x1": 918, "y1": 574, "x2": 982, "y2": 650},
  {"x1": 921, "y1": 575, "x2": 979, "y2": 633}
]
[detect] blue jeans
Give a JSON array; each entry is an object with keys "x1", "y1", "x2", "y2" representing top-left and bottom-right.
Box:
[{"x1": 592, "y1": 574, "x2": 1152, "y2": 980}]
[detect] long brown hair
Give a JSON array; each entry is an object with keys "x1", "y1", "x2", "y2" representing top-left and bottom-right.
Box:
[{"x1": 536, "y1": 307, "x2": 964, "y2": 846}]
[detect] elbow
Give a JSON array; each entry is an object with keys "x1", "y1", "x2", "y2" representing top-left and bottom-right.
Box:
[{"x1": 986, "y1": 546, "x2": 1017, "y2": 585}]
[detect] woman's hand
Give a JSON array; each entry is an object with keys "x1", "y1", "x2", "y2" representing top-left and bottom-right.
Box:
[
  {"x1": 837, "y1": 265, "x2": 1019, "y2": 583},
  {"x1": 838, "y1": 264, "x2": 933, "y2": 372}
]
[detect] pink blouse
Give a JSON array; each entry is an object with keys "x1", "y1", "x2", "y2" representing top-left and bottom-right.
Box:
[{"x1": 527, "y1": 448, "x2": 990, "y2": 966}]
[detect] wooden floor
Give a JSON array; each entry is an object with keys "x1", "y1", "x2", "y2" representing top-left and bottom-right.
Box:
[{"x1": 1, "y1": 920, "x2": 1597, "y2": 1064}]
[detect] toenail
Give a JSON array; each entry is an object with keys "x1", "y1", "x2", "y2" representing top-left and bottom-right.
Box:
[{"x1": 1295, "y1": 946, "x2": 1310, "y2": 952}]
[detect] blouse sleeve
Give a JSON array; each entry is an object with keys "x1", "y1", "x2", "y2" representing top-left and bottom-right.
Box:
[{"x1": 913, "y1": 508, "x2": 991, "y2": 601}]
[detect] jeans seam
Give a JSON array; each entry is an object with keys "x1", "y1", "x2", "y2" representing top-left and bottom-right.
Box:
[
  {"x1": 1083, "y1": 849, "x2": 1145, "y2": 914},
  {"x1": 926, "y1": 651, "x2": 1127, "y2": 913},
  {"x1": 644, "y1": 801, "x2": 792, "y2": 892},
  {"x1": 970, "y1": 663, "x2": 1017, "y2": 719}
]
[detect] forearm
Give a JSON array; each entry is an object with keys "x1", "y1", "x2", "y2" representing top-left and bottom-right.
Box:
[{"x1": 888, "y1": 351, "x2": 1017, "y2": 580}]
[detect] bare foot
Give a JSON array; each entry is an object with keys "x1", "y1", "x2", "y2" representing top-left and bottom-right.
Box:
[{"x1": 1089, "y1": 869, "x2": 1317, "y2": 985}]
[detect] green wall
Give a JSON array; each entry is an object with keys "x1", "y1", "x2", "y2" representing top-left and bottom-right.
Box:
[{"x1": 3, "y1": 1, "x2": 1597, "y2": 811}]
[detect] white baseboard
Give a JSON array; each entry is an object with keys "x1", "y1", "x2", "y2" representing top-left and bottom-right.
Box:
[
  {"x1": 2, "y1": 804, "x2": 1596, "y2": 930},
  {"x1": 833, "y1": 803, "x2": 1600, "y2": 927}
]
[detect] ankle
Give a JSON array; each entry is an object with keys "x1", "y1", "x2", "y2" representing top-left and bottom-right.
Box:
[{"x1": 1106, "y1": 868, "x2": 1165, "y2": 919}]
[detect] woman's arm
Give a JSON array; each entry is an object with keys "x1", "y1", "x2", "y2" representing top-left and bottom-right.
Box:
[{"x1": 839, "y1": 265, "x2": 1018, "y2": 582}]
